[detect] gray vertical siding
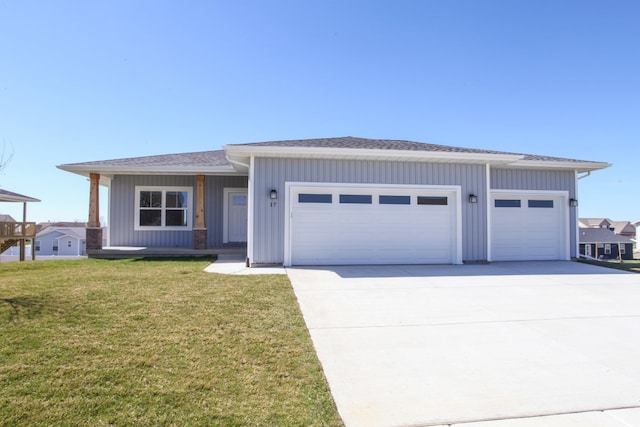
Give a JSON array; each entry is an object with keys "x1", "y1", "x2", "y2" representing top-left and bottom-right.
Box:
[
  {"x1": 252, "y1": 158, "x2": 488, "y2": 264},
  {"x1": 490, "y1": 168, "x2": 578, "y2": 258},
  {"x1": 204, "y1": 175, "x2": 249, "y2": 246},
  {"x1": 490, "y1": 168, "x2": 576, "y2": 193},
  {"x1": 109, "y1": 174, "x2": 247, "y2": 247}
]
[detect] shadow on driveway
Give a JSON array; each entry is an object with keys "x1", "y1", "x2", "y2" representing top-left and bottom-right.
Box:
[{"x1": 291, "y1": 260, "x2": 631, "y2": 278}]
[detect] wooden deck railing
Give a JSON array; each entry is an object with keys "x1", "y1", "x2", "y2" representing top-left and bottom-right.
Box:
[{"x1": 0, "y1": 221, "x2": 37, "y2": 239}]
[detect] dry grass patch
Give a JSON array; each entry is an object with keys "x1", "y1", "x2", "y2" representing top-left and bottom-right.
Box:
[{"x1": 0, "y1": 258, "x2": 343, "y2": 426}]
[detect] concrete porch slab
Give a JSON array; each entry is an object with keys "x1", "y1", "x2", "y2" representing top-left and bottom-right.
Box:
[{"x1": 204, "y1": 254, "x2": 286, "y2": 275}]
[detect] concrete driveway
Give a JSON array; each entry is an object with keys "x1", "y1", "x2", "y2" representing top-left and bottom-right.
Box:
[{"x1": 286, "y1": 261, "x2": 640, "y2": 427}]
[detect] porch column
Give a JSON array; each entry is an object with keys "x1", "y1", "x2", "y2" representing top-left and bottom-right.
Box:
[
  {"x1": 86, "y1": 173, "x2": 103, "y2": 251},
  {"x1": 193, "y1": 174, "x2": 207, "y2": 249},
  {"x1": 20, "y1": 202, "x2": 26, "y2": 261}
]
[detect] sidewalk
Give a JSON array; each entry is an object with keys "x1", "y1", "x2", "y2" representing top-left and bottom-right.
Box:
[{"x1": 203, "y1": 254, "x2": 286, "y2": 275}]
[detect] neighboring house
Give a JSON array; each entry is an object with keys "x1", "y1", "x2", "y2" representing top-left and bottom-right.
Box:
[
  {"x1": 35, "y1": 225, "x2": 108, "y2": 256},
  {"x1": 0, "y1": 214, "x2": 16, "y2": 222},
  {"x1": 36, "y1": 227, "x2": 87, "y2": 256},
  {"x1": 36, "y1": 221, "x2": 87, "y2": 234},
  {"x1": 579, "y1": 218, "x2": 636, "y2": 239},
  {"x1": 610, "y1": 221, "x2": 637, "y2": 239},
  {"x1": 58, "y1": 136, "x2": 610, "y2": 266},
  {"x1": 579, "y1": 218, "x2": 612, "y2": 230},
  {"x1": 579, "y1": 228, "x2": 634, "y2": 261}
]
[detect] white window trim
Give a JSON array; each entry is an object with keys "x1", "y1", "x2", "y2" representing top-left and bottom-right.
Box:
[
  {"x1": 604, "y1": 243, "x2": 612, "y2": 255},
  {"x1": 134, "y1": 186, "x2": 193, "y2": 231}
]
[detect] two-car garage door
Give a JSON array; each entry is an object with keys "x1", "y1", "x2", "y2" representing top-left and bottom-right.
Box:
[{"x1": 287, "y1": 185, "x2": 460, "y2": 266}]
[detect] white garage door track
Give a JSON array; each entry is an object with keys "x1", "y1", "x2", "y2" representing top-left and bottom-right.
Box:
[{"x1": 287, "y1": 261, "x2": 640, "y2": 427}]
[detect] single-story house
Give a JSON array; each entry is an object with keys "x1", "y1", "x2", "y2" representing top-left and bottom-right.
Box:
[
  {"x1": 35, "y1": 226, "x2": 95, "y2": 256},
  {"x1": 57, "y1": 136, "x2": 610, "y2": 266},
  {"x1": 579, "y1": 228, "x2": 634, "y2": 261}
]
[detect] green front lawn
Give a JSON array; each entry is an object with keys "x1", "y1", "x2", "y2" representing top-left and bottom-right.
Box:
[
  {"x1": 0, "y1": 258, "x2": 343, "y2": 427},
  {"x1": 578, "y1": 258, "x2": 640, "y2": 273}
]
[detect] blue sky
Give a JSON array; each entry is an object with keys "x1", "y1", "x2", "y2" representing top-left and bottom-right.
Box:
[{"x1": 1, "y1": 0, "x2": 638, "y2": 224}]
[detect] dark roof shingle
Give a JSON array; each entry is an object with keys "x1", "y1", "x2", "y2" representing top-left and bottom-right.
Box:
[
  {"x1": 579, "y1": 228, "x2": 634, "y2": 244},
  {"x1": 230, "y1": 136, "x2": 602, "y2": 164},
  {"x1": 62, "y1": 150, "x2": 230, "y2": 168}
]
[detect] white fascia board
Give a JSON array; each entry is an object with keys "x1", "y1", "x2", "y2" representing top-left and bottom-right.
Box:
[
  {"x1": 57, "y1": 164, "x2": 240, "y2": 178},
  {"x1": 508, "y1": 160, "x2": 612, "y2": 172},
  {"x1": 0, "y1": 194, "x2": 41, "y2": 203},
  {"x1": 223, "y1": 145, "x2": 523, "y2": 164}
]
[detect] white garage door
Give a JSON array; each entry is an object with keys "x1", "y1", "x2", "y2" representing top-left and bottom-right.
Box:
[
  {"x1": 288, "y1": 185, "x2": 460, "y2": 266},
  {"x1": 491, "y1": 192, "x2": 568, "y2": 261}
]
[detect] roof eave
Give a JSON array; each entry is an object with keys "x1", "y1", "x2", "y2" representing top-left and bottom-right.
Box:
[
  {"x1": 507, "y1": 160, "x2": 612, "y2": 172},
  {"x1": 0, "y1": 195, "x2": 41, "y2": 203},
  {"x1": 223, "y1": 145, "x2": 523, "y2": 165},
  {"x1": 57, "y1": 164, "x2": 242, "y2": 179}
]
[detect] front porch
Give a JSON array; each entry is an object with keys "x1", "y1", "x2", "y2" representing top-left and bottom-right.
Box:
[
  {"x1": 0, "y1": 189, "x2": 40, "y2": 261},
  {"x1": 87, "y1": 244, "x2": 247, "y2": 260}
]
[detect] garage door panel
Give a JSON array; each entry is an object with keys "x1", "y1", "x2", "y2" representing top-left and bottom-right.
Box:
[
  {"x1": 290, "y1": 186, "x2": 458, "y2": 265},
  {"x1": 491, "y1": 193, "x2": 567, "y2": 261}
]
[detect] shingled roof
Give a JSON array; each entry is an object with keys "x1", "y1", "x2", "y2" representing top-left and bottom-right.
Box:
[
  {"x1": 60, "y1": 150, "x2": 230, "y2": 169},
  {"x1": 0, "y1": 188, "x2": 41, "y2": 203},
  {"x1": 58, "y1": 136, "x2": 610, "y2": 177},
  {"x1": 229, "y1": 136, "x2": 601, "y2": 164},
  {"x1": 579, "y1": 228, "x2": 634, "y2": 244}
]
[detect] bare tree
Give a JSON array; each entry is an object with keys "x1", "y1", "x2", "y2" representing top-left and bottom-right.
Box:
[{"x1": 0, "y1": 143, "x2": 13, "y2": 173}]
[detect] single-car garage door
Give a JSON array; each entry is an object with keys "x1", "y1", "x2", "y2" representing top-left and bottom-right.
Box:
[
  {"x1": 491, "y1": 191, "x2": 569, "y2": 261},
  {"x1": 287, "y1": 184, "x2": 460, "y2": 266}
]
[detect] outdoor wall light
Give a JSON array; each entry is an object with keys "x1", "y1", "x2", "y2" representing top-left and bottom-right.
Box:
[
  {"x1": 569, "y1": 198, "x2": 578, "y2": 207},
  {"x1": 468, "y1": 194, "x2": 478, "y2": 204},
  {"x1": 269, "y1": 189, "x2": 278, "y2": 200}
]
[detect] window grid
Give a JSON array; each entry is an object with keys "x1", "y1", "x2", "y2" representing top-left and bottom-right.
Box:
[{"x1": 135, "y1": 187, "x2": 192, "y2": 230}]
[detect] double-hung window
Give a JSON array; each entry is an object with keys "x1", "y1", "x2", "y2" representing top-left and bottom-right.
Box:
[{"x1": 135, "y1": 186, "x2": 192, "y2": 230}]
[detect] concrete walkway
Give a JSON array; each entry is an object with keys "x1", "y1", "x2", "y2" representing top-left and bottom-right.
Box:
[
  {"x1": 287, "y1": 261, "x2": 640, "y2": 427},
  {"x1": 204, "y1": 254, "x2": 286, "y2": 275}
]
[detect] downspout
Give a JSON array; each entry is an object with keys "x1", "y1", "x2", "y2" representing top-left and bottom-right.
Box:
[
  {"x1": 577, "y1": 171, "x2": 591, "y2": 180},
  {"x1": 226, "y1": 158, "x2": 250, "y2": 171},
  {"x1": 247, "y1": 157, "x2": 254, "y2": 266},
  {"x1": 485, "y1": 163, "x2": 491, "y2": 262}
]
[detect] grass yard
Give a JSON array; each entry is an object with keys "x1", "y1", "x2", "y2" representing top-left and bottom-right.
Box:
[
  {"x1": 578, "y1": 258, "x2": 640, "y2": 274},
  {"x1": 0, "y1": 258, "x2": 343, "y2": 427}
]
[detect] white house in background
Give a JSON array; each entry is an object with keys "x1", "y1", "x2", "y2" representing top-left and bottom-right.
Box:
[
  {"x1": 58, "y1": 136, "x2": 610, "y2": 266},
  {"x1": 36, "y1": 227, "x2": 87, "y2": 256}
]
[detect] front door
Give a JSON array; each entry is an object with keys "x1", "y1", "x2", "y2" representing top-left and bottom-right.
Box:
[{"x1": 226, "y1": 190, "x2": 248, "y2": 243}]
